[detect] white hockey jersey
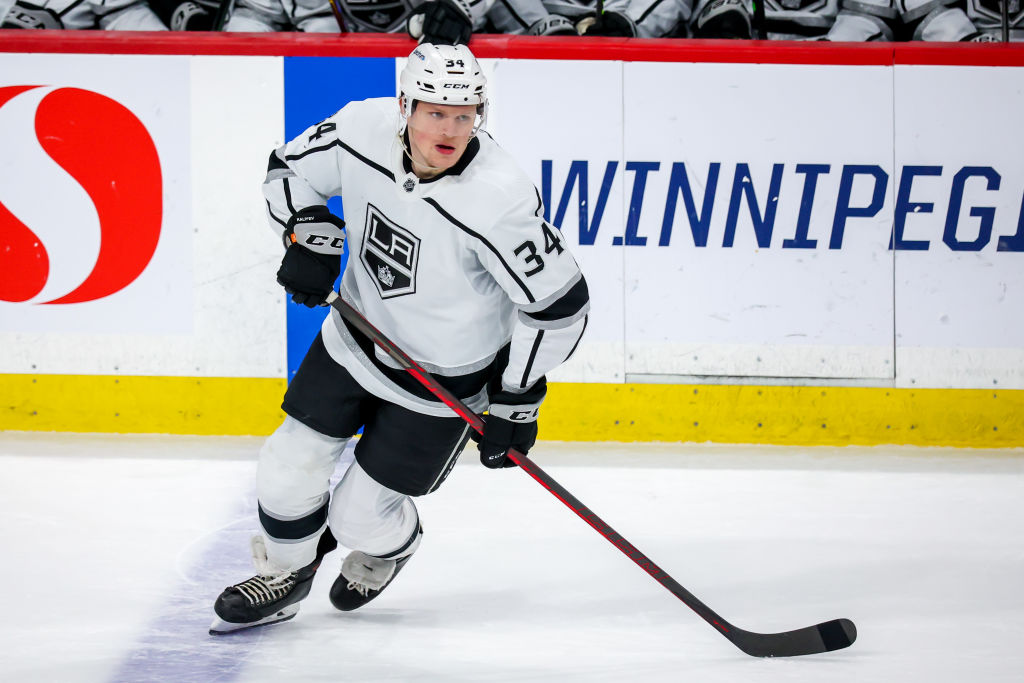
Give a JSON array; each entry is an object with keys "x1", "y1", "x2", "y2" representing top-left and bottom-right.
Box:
[
  {"x1": 225, "y1": 0, "x2": 494, "y2": 33},
  {"x1": 825, "y1": 0, "x2": 1009, "y2": 41},
  {"x1": 330, "y1": 0, "x2": 493, "y2": 33},
  {"x1": 264, "y1": 98, "x2": 590, "y2": 417},
  {"x1": 225, "y1": 0, "x2": 338, "y2": 31},
  {"x1": 1, "y1": 0, "x2": 167, "y2": 29},
  {"x1": 488, "y1": 0, "x2": 692, "y2": 37}
]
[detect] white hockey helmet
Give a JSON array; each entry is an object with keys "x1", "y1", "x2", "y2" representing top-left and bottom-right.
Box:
[{"x1": 400, "y1": 43, "x2": 488, "y2": 135}]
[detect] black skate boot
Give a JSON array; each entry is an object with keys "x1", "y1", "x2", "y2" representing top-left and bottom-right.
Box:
[
  {"x1": 209, "y1": 531, "x2": 337, "y2": 635},
  {"x1": 328, "y1": 526, "x2": 421, "y2": 611}
]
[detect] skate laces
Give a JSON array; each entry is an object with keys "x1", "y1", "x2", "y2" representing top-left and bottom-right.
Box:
[
  {"x1": 233, "y1": 572, "x2": 296, "y2": 606},
  {"x1": 341, "y1": 551, "x2": 397, "y2": 595},
  {"x1": 233, "y1": 535, "x2": 296, "y2": 606}
]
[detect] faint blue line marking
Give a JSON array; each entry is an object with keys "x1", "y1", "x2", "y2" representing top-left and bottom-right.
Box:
[{"x1": 107, "y1": 501, "x2": 263, "y2": 683}]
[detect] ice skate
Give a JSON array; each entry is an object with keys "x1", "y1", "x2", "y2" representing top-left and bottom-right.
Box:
[
  {"x1": 328, "y1": 550, "x2": 414, "y2": 611},
  {"x1": 209, "y1": 532, "x2": 337, "y2": 635}
]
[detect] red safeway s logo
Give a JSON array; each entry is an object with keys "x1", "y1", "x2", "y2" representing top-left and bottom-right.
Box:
[{"x1": 0, "y1": 85, "x2": 162, "y2": 304}]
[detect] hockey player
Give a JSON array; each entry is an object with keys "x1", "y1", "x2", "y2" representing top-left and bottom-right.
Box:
[
  {"x1": 223, "y1": 0, "x2": 339, "y2": 31},
  {"x1": 688, "y1": 0, "x2": 1013, "y2": 40},
  {"x1": 223, "y1": 0, "x2": 493, "y2": 39},
  {"x1": 689, "y1": 0, "x2": 838, "y2": 40},
  {"x1": 824, "y1": 0, "x2": 1003, "y2": 41},
  {"x1": 1, "y1": 0, "x2": 167, "y2": 28},
  {"x1": 209, "y1": 43, "x2": 590, "y2": 634},
  {"x1": 486, "y1": 0, "x2": 692, "y2": 37}
]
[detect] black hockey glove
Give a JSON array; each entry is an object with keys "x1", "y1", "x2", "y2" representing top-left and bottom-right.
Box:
[
  {"x1": 690, "y1": 0, "x2": 752, "y2": 39},
  {"x1": 408, "y1": 0, "x2": 473, "y2": 45},
  {"x1": 149, "y1": 0, "x2": 219, "y2": 30},
  {"x1": 576, "y1": 11, "x2": 637, "y2": 37},
  {"x1": 276, "y1": 206, "x2": 346, "y2": 308},
  {"x1": 474, "y1": 379, "x2": 546, "y2": 469}
]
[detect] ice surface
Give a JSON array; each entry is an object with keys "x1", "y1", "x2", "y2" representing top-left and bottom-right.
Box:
[{"x1": 1, "y1": 432, "x2": 1022, "y2": 682}]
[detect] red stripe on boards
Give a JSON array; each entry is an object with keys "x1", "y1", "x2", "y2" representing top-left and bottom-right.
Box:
[{"x1": 2, "y1": 30, "x2": 1024, "y2": 66}]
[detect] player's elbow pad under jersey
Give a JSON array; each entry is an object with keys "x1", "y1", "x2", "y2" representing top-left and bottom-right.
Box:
[
  {"x1": 503, "y1": 274, "x2": 590, "y2": 393},
  {"x1": 263, "y1": 148, "x2": 333, "y2": 241}
]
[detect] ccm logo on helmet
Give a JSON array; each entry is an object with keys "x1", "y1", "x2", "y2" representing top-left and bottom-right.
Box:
[
  {"x1": 0, "y1": 85, "x2": 162, "y2": 305},
  {"x1": 443, "y1": 83, "x2": 470, "y2": 89}
]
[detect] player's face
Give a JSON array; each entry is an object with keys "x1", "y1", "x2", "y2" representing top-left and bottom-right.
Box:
[{"x1": 406, "y1": 101, "x2": 477, "y2": 177}]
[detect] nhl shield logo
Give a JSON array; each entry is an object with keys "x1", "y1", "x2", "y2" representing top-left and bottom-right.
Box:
[{"x1": 361, "y1": 204, "x2": 420, "y2": 299}]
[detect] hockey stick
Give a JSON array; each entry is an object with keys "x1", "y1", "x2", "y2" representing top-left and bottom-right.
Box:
[
  {"x1": 323, "y1": 290, "x2": 857, "y2": 657},
  {"x1": 327, "y1": 0, "x2": 348, "y2": 31},
  {"x1": 213, "y1": 0, "x2": 234, "y2": 30},
  {"x1": 752, "y1": 0, "x2": 767, "y2": 40}
]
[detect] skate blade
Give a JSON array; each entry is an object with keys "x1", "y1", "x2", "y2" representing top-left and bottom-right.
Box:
[{"x1": 208, "y1": 604, "x2": 300, "y2": 635}]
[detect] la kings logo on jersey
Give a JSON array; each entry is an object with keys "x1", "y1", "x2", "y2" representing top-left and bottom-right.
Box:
[
  {"x1": 340, "y1": 0, "x2": 417, "y2": 33},
  {"x1": 361, "y1": 204, "x2": 420, "y2": 299}
]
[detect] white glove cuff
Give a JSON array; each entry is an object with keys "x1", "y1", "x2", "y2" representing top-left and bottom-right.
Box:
[
  {"x1": 408, "y1": 13, "x2": 425, "y2": 40},
  {"x1": 290, "y1": 213, "x2": 346, "y2": 255},
  {"x1": 528, "y1": 15, "x2": 575, "y2": 36},
  {"x1": 488, "y1": 402, "x2": 541, "y2": 423}
]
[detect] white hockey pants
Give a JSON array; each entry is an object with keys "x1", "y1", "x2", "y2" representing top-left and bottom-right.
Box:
[{"x1": 255, "y1": 416, "x2": 421, "y2": 571}]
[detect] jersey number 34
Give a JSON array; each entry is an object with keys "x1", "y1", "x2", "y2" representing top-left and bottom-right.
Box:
[{"x1": 514, "y1": 223, "x2": 565, "y2": 277}]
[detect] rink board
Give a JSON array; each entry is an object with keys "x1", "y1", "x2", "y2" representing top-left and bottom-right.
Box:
[{"x1": 1, "y1": 34, "x2": 1023, "y2": 445}]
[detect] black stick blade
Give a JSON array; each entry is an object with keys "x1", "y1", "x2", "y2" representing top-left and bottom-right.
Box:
[
  {"x1": 818, "y1": 618, "x2": 858, "y2": 652},
  {"x1": 731, "y1": 618, "x2": 857, "y2": 658}
]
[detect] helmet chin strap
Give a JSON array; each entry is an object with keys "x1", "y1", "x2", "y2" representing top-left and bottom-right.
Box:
[
  {"x1": 398, "y1": 124, "x2": 446, "y2": 176},
  {"x1": 397, "y1": 96, "x2": 482, "y2": 177}
]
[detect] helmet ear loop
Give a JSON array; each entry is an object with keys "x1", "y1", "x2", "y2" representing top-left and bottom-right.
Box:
[
  {"x1": 398, "y1": 95, "x2": 415, "y2": 154},
  {"x1": 471, "y1": 100, "x2": 489, "y2": 138},
  {"x1": 398, "y1": 95, "x2": 412, "y2": 136}
]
